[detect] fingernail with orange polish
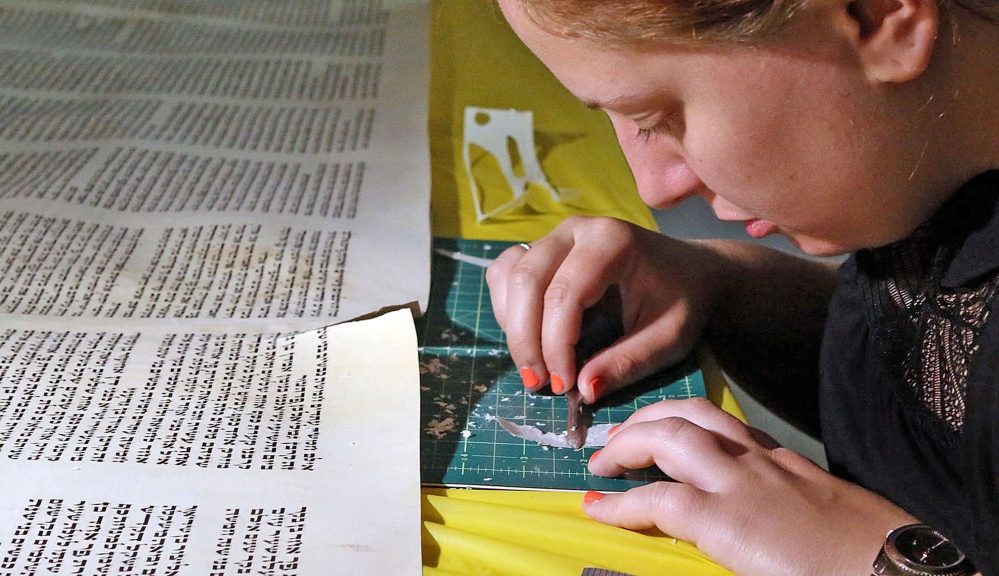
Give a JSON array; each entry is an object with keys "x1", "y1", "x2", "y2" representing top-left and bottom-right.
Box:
[
  {"x1": 584, "y1": 490, "x2": 605, "y2": 505},
  {"x1": 520, "y1": 367, "x2": 540, "y2": 389},
  {"x1": 588, "y1": 449, "x2": 602, "y2": 464},
  {"x1": 589, "y1": 377, "x2": 607, "y2": 400},
  {"x1": 550, "y1": 373, "x2": 565, "y2": 394},
  {"x1": 608, "y1": 424, "x2": 622, "y2": 436}
]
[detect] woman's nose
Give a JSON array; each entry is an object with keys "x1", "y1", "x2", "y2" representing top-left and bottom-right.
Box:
[
  {"x1": 628, "y1": 154, "x2": 704, "y2": 209},
  {"x1": 609, "y1": 119, "x2": 704, "y2": 209}
]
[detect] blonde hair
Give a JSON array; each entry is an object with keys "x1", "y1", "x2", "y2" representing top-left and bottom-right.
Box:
[{"x1": 512, "y1": 0, "x2": 998, "y2": 46}]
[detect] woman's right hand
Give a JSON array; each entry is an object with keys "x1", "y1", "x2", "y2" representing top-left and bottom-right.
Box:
[
  {"x1": 485, "y1": 216, "x2": 731, "y2": 403},
  {"x1": 583, "y1": 397, "x2": 920, "y2": 576}
]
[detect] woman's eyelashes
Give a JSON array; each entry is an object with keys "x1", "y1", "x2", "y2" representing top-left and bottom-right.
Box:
[
  {"x1": 636, "y1": 122, "x2": 669, "y2": 143},
  {"x1": 634, "y1": 113, "x2": 680, "y2": 144}
]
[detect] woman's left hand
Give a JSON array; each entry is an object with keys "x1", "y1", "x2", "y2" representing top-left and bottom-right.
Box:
[{"x1": 584, "y1": 397, "x2": 918, "y2": 576}]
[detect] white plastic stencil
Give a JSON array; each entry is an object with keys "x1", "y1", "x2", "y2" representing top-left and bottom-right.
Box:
[{"x1": 462, "y1": 106, "x2": 559, "y2": 221}]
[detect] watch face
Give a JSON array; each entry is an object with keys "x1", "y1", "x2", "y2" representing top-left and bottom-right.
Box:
[
  {"x1": 894, "y1": 527, "x2": 963, "y2": 567},
  {"x1": 886, "y1": 524, "x2": 969, "y2": 573}
]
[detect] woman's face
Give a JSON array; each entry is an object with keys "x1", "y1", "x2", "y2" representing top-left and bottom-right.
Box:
[{"x1": 499, "y1": 0, "x2": 948, "y2": 255}]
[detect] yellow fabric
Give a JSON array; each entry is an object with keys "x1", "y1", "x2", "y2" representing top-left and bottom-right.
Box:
[
  {"x1": 421, "y1": 488, "x2": 733, "y2": 576},
  {"x1": 429, "y1": 0, "x2": 657, "y2": 241}
]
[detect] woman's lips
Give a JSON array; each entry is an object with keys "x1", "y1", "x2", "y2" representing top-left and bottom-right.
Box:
[{"x1": 745, "y1": 218, "x2": 776, "y2": 238}]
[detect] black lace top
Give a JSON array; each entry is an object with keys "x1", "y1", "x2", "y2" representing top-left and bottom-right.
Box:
[{"x1": 821, "y1": 171, "x2": 999, "y2": 575}]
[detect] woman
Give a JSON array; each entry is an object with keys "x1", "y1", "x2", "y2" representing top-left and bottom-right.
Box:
[{"x1": 485, "y1": 0, "x2": 999, "y2": 574}]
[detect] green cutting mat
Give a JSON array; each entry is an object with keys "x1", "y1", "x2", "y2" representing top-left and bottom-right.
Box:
[{"x1": 417, "y1": 238, "x2": 706, "y2": 492}]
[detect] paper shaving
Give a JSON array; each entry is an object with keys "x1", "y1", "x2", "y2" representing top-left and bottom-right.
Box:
[{"x1": 492, "y1": 416, "x2": 616, "y2": 448}]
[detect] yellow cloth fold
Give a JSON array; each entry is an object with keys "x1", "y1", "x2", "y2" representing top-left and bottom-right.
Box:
[{"x1": 421, "y1": 488, "x2": 733, "y2": 576}]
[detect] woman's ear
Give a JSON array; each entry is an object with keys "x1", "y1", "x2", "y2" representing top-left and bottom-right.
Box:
[{"x1": 847, "y1": 0, "x2": 939, "y2": 82}]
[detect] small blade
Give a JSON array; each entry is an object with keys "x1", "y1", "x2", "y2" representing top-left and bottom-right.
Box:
[{"x1": 564, "y1": 387, "x2": 592, "y2": 450}]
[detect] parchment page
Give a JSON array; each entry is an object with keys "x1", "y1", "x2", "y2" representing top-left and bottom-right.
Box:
[
  {"x1": 0, "y1": 0, "x2": 431, "y2": 332},
  {"x1": 0, "y1": 309, "x2": 422, "y2": 575}
]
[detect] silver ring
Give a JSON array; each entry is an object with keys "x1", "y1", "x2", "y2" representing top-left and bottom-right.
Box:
[{"x1": 518, "y1": 242, "x2": 531, "y2": 251}]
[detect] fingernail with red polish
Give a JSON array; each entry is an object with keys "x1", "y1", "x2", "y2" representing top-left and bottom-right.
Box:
[
  {"x1": 589, "y1": 377, "x2": 607, "y2": 400},
  {"x1": 520, "y1": 367, "x2": 540, "y2": 389},
  {"x1": 550, "y1": 373, "x2": 565, "y2": 394},
  {"x1": 588, "y1": 449, "x2": 602, "y2": 464},
  {"x1": 584, "y1": 490, "x2": 605, "y2": 505},
  {"x1": 608, "y1": 424, "x2": 622, "y2": 436}
]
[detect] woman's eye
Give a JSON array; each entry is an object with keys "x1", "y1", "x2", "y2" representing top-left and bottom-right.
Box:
[
  {"x1": 635, "y1": 120, "x2": 671, "y2": 143},
  {"x1": 633, "y1": 110, "x2": 682, "y2": 143}
]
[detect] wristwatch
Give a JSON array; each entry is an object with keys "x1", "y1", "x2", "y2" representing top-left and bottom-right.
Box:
[{"x1": 872, "y1": 524, "x2": 974, "y2": 576}]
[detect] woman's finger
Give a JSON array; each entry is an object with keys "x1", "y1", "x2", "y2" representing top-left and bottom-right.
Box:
[
  {"x1": 488, "y1": 240, "x2": 561, "y2": 390},
  {"x1": 484, "y1": 245, "x2": 519, "y2": 331},
  {"x1": 539, "y1": 252, "x2": 624, "y2": 393},
  {"x1": 575, "y1": 311, "x2": 699, "y2": 403},
  {"x1": 582, "y1": 481, "x2": 711, "y2": 546},
  {"x1": 616, "y1": 397, "x2": 759, "y2": 449},
  {"x1": 514, "y1": 231, "x2": 577, "y2": 393},
  {"x1": 589, "y1": 414, "x2": 745, "y2": 491}
]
